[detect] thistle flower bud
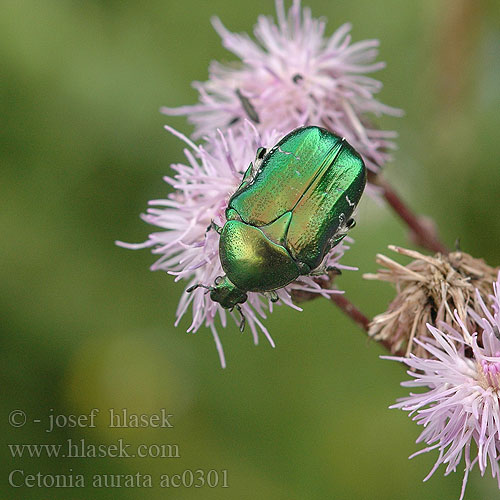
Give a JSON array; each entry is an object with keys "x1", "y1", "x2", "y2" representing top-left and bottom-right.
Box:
[
  {"x1": 364, "y1": 245, "x2": 498, "y2": 357},
  {"x1": 384, "y1": 273, "x2": 500, "y2": 499}
]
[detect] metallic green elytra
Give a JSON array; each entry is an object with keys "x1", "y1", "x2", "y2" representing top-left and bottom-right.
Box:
[{"x1": 188, "y1": 126, "x2": 366, "y2": 323}]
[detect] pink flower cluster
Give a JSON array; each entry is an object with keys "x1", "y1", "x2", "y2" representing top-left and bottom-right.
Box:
[
  {"x1": 121, "y1": 0, "x2": 396, "y2": 365},
  {"x1": 119, "y1": 1, "x2": 500, "y2": 496},
  {"x1": 163, "y1": 0, "x2": 401, "y2": 172},
  {"x1": 118, "y1": 123, "x2": 353, "y2": 367},
  {"x1": 386, "y1": 274, "x2": 500, "y2": 499}
]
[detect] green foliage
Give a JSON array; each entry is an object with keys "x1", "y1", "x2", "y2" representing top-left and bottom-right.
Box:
[{"x1": 1, "y1": 1, "x2": 499, "y2": 498}]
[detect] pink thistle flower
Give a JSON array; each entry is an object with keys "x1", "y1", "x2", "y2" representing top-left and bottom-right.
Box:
[
  {"x1": 385, "y1": 274, "x2": 500, "y2": 499},
  {"x1": 117, "y1": 122, "x2": 354, "y2": 367},
  {"x1": 162, "y1": 0, "x2": 402, "y2": 173}
]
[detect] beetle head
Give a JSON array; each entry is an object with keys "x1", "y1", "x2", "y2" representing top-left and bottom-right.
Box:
[{"x1": 210, "y1": 276, "x2": 248, "y2": 309}]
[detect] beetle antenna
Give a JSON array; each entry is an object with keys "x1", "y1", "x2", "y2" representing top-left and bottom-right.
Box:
[
  {"x1": 235, "y1": 305, "x2": 246, "y2": 332},
  {"x1": 186, "y1": 283, "x2": 213, "y2": 294}
]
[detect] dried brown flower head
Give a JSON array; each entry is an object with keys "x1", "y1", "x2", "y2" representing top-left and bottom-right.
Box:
[{"x1": 364, "y1": 245, "x2": 498, "y2": 357}]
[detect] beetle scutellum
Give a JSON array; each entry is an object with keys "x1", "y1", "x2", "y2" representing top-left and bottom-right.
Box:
[{"x1": 188, "y1": 126, "x2": 366, "y2": 328}]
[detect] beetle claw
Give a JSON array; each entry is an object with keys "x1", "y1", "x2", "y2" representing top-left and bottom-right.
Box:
[
  {"x1": 309, "y1": 265, "x2": 341, "y2": 277},
  {"x1": 253, "y1": 148, "x2": 267, "y2": 172},
  {"x1": 346, "y1": 218, "x2": 356, "y2": 229},
  {"x1": 206, "y1": 220, "x2": 222, "y2": 235},
  {"x1": 266, "y1": 291, "x2": 279, "y2": 303},
  {"x1": 186, "y1": 283, "x2": 213, "y2": 293},
  {"x1": 326, "y1": 266, "x2": 342, "y2": 275},
  {"x1": 255, "y1": 147, "x2": 267, "y2": 161},
  {"x1": 236, "y1": 305, "x2": 246, "y2": 332}
]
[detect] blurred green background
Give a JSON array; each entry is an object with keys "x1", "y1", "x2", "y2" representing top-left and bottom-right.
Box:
[{"x1": 2, "y1": 0, "x2": 499, "y2": 498}]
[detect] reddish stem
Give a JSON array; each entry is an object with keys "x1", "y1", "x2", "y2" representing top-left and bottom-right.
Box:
[
  {"x1": 329, "y1": 293, "x2": 370, "y2": 332},
  {"x1": 329, "y1": 293, "x2": 395, "y2": 354},
  {"x1": 372, "y1": 174, "x2": 449, "y2": 255}
]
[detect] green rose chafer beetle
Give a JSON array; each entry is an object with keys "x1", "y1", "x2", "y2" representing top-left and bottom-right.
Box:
[{"x1": 188, "y1": 126, "x2": 366, "y2": 327}]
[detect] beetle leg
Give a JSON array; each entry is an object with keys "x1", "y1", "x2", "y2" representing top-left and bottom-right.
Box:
[
  {"x1": 240, "y1": 162, "x2": 251, "y2": 177},
  {"x1": 346, "y1": 218, "x2": 356, "y2": 229},
  {"x1": 265, "y1": 291, "x2": 279, "y2": 303},
  {"x1": 329, "y1": 233, "x2": 347, "y2": 248},
  {"x1": 296, "y1": 261, "x2": 312, "y2": 274},
  {"x1": 186, "y1": 283, "x2": 213, "y2": 294},
  {"x1": 206, "y1": 220, "x2": 223, "y2": 234},
  {"x1": 309, "y1": 265, "x2": 342, "y2": 277},
  {"x1": 326, "y1": 266, "x2": 342, "y2": 275},
  {"x1": 255, "y1": 147, "x2": 267, "y2": 162},
  {"x1": 235, "y1": 305, "x2": 246, "y2": 332},
  {"x1": 251, "y1": 147, "x2": 267, "y2": 173}
]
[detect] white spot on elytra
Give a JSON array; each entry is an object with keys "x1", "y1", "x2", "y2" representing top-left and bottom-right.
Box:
[
  {"x1": 345, "y1": 195, "x2": 355, "y2": 207},
  {"x1": 278, "y1": 146, "x2": 300, "y2": 161}
]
